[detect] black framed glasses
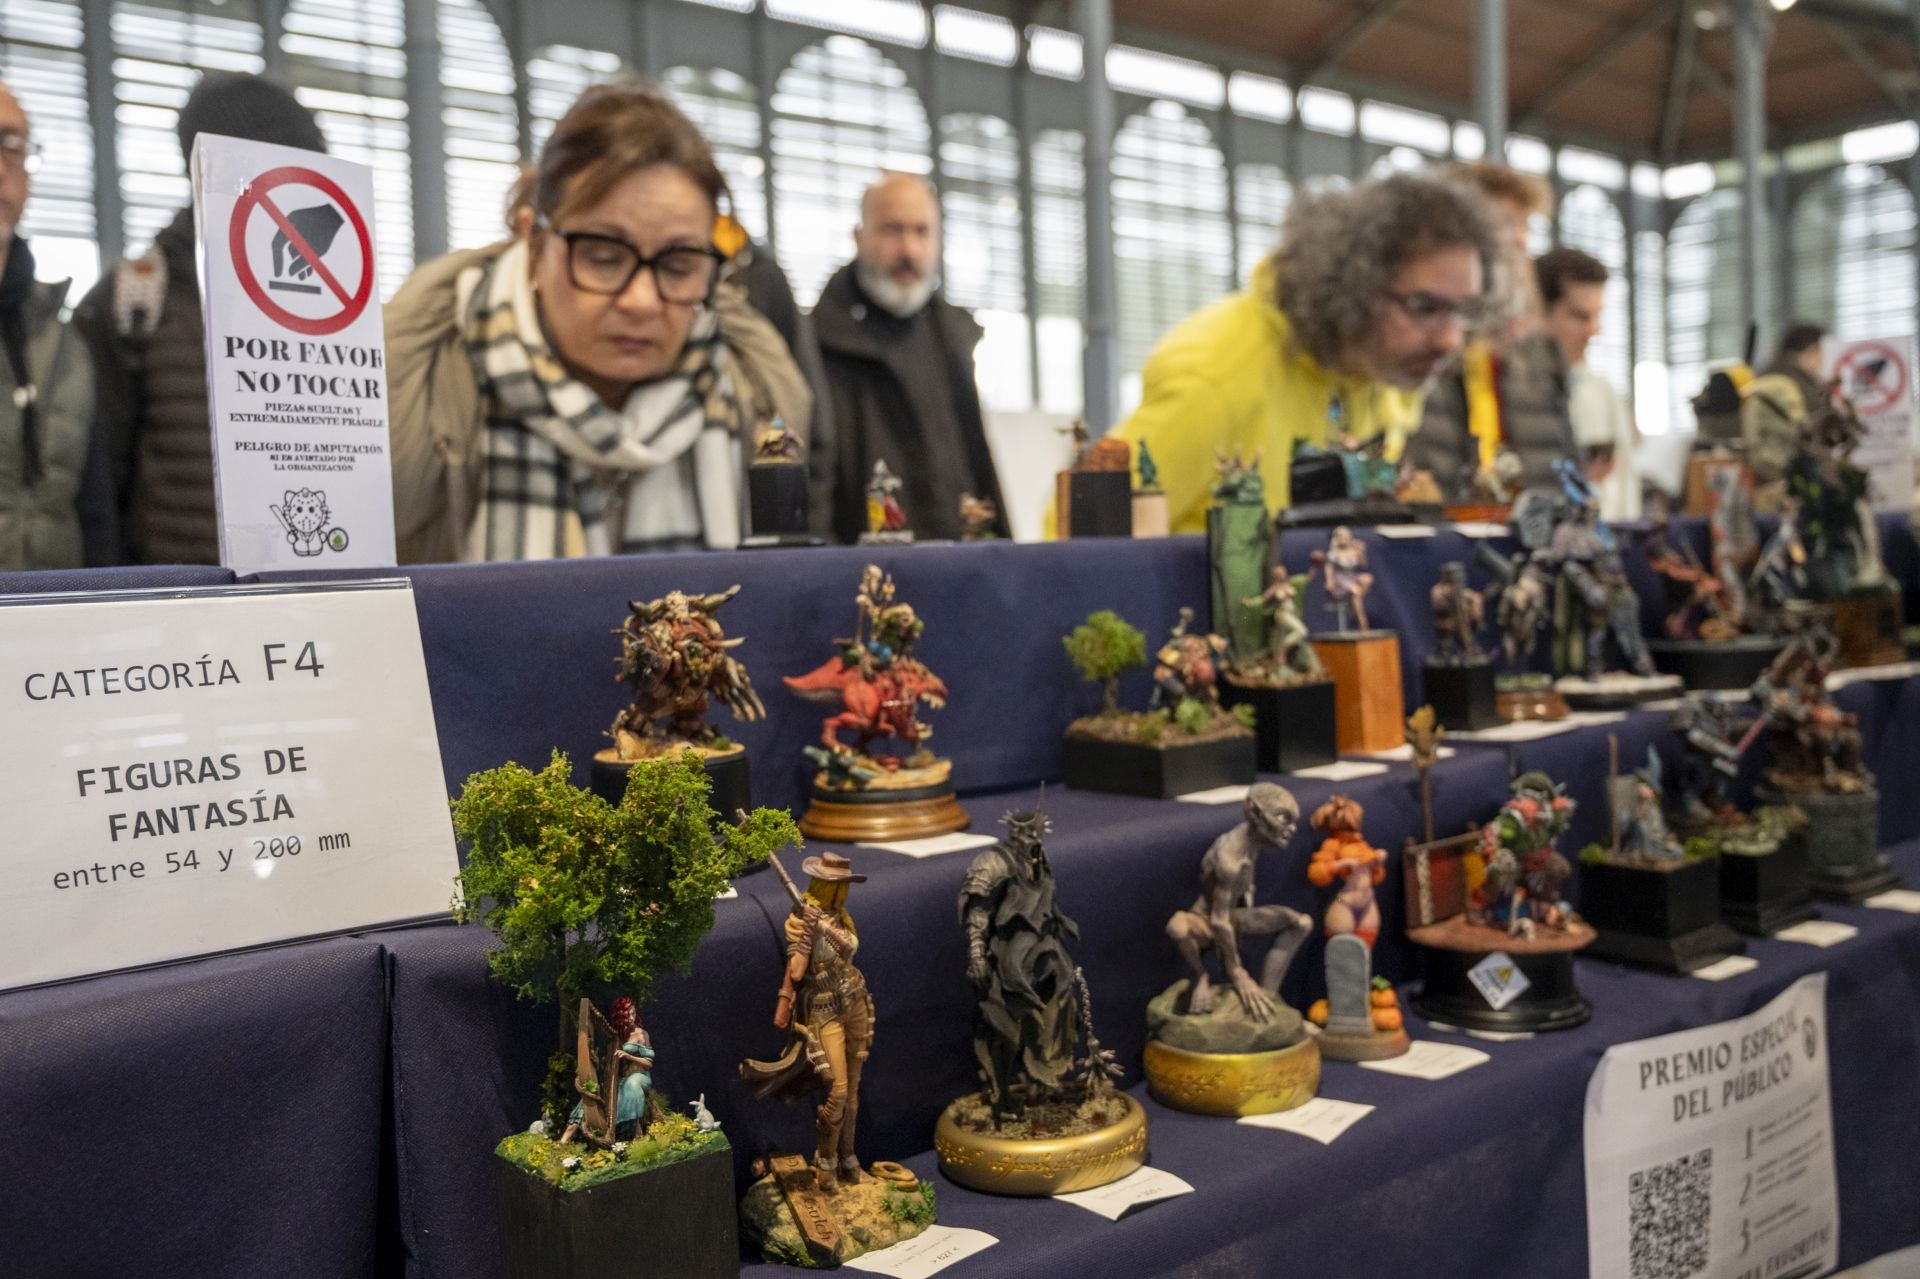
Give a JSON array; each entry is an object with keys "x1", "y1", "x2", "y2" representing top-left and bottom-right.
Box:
[
  {"x1": 1384, "y1": 290, "x2": 1487, "y2": 330},
  {"x1": 541, "y1": 218, "x2": 724, "y2": 304},
  {"x1": 0, "y1": 131, "x2": 43, "y2": 175}
]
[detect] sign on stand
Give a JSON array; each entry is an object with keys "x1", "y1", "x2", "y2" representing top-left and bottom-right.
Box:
[
  {"x1": 192, "y1": 135, "x2": 397, "y2": 573},
  {"x1": 0, "y1": 582, "x2": 457, "y2": 991},
  {"x1": 1583, "y1": 975, "x2": 1837, "y2": 1279},
  {"x1": 1826, "y1": 336, "x2": 1915, "y2": 511}
]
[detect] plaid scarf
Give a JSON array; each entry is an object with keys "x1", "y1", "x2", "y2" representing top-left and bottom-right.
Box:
[{"x1": 457, "y1": 239, "x2": 743, "y2": 560}]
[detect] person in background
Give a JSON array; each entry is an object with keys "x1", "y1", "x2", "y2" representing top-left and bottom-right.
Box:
[
  {"x1": 384, "y1": 83, "x2": 811, "y2": 562},
  {"x1": 1537, "y1": 247, "x2": 1638, "y2": 520},
  {"x1": 1743, "y1": 322, "x2": 1827, "y2": 510},
  {"x1": 0, "y1": 78, "x2": 113, "y2": 570},
  {"x1": 1404, "y1": 163, "x2": 1577, "y2": 502},
  {"x1": 812, "y1": 172, "x2": 1008, "y2": 543},
  {"x1": 1112, "y1": 171, "x2": 1502, "y2": 533},
  {"x1": 71, "y1": 73, "x2": 324, "y2": 567}
]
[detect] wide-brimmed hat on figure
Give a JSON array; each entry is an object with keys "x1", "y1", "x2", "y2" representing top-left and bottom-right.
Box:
[{"x1": 802, "y1": 852, "x2": 867, "y2": 883}]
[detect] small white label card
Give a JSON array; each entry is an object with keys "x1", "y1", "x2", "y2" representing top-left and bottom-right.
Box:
[
  {"x1": 1376, "y1": 524, "x2": 1439, "y2": 538},
  {"x1": 1054, "y1": 1166, "x2": 1195, "y2": 1220},
  {"x1": 858, "y1": 832, "x2": 998, "y2": 858},
  {"x1": 1827, "y1": 660, "x2": 1920, "y2": 689},
  {"x1": 1449, "y1": 719, "x2": 1578, "y2": 743},
  {"x1": 1174, "y1": 784, "x2": 1251, "y2": 805},
  {"x1": 1467, "y1": 950, "x2": 1531, "y2": 1010},
  {"x1": 1771, "y1": 920, "x2": 1858, "y2": 949},
  {"x1": 1691, "y1": 955, "x2": 1762, "y2": 983},
  {"x1": 1289, "y1": 760, "x2": 1390, "y2": 782},
  {"x1": 1359, "y1": 1040, "x2": 1490, "y2": 1081},
  {"x1": 843, "y1": 1226, "x2": 998, "y2": 1278},
  {"x1": 1238, "y1": 1096, "x2": 1375, "y2": 1144},
  {"x1": 1865, "y1": 889, "x2": 1920, "y2": 914},
  {"x1": 716, "y1": 885, "x2": 740, "y2": 900},
  {"x1": 1366, "y1": 743, "x2": 1456, "y2": 762},
  {"x1": 1451, "y1": 520, "x2": 1509, "y2": 538}
]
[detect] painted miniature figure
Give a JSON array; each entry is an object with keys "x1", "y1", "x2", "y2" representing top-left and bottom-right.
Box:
[
  {"x1": 604, "y1": 586, "x2": 763, "y2": 761},
  {"x1": 1613, "y1": 749, "x2": 1687, "y2": 867},
  {"x1": 1470, "y1": 772, "x2": 1577, "y2": 939},
  {"x1": 745, "y1": 418, "x2": 822, "y2": 546},
  {"x1": 1137, "y1": 439, "x2": 1161, "y2": 492},
  {"x1": 1311, "y1": 527, "x2": 1374, "y2": 632},
  {"x1": 1749, "y1": 497, "x2": 1809, "y2": 617},
  {"x1": 1788, "y1": 398, "x2": 1888, "y2": 598},
  {"x1": 755, "y1": 423, "x2": 803, "y2": 462},
  {"x1": 1430, "y1": 562, "x2": 1486, "y2": 665},
  {"x1": 1549, "y1": 481, "x2": 1657, "y2": 681},
  {"x1": 558, "y1": 999, "x2": 656, "y2": 1145},
  {"x1": 959, "y1": 492, "x2": 999, "y2": 541},
  {"x1": 1152, "y1": 607, "x2": 1229, "y2": 712},
  {"x1": 1055, "y1": 422, "x2": 1134, "y2": 537},
  {"x1": 1214, "y1": 448, "x2": 1265, "y2": 505},
  {"x1": 1644, "y1": 511, "x2": 1742, "y2": 643},
  {"x1": 1241, "y1": 567, "x2": 1325, "y2": 679},
  {"x1": 860, "y1": 460, "x2": 911, "y2": 543},
  {"x1": 937, "y1": 805, "x2": 1140, "y2": 1195},
  {"x1": 1477, "y1": 544, "x2": 1553, "y2": 669},
  {"x1": 740, "y1": 851, "x2": 938, "y2": 1266},
  {"x1": 1303, "y1": 796, "x2": 1408, "y2": 1059}
]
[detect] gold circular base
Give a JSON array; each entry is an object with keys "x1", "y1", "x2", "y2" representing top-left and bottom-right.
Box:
[
  {"x1": 798, "y1": 792, "x2": 969, "y2": 843},
  {"x1": 933, "y1": 1093, "x2": 1147, "y2": 1196},
  {"x1": 1143, "y1": 1035, "x2": 1321, "y2": 1117}
]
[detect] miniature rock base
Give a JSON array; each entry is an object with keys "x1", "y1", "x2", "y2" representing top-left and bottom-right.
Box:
[
  {"x1": 495, "y1": 1142, "x2": 737, "y2": 1279},
  {"x1": 1056, "y1": 470, "x2": 1132, "y2": 538},
  {"x1": 1720, "y1": 839, "x2": 1819, "y2": 936},
  {"x1": 1221, "y1": 676, "x2": 1339, "y2": 773},
  {"x1": 1578, "y1": 858, "x2": 1746, "y2": 974},
  {"x1": 1313, "y1": 631, "x2": 1406, "y2": 753},
  {"x1": 1423, "y1": 660, "x2": 1500, "y2": 731},
  {"x1": 934, "y1": 1091, "x2": 1147, "y2": 1196},
  {"x1": 1060, "y1": 728, "x2": 1255, "y2": 798},
  {"x1": 1494, "y1": 674, "x2": 1569, "y2": 722},
  {"x1": 739, "y1": 1164, "x2": 934, "y2": 1269},
  {"x1": 1409, "y1": 921, "x2": 1595, "y2": 1033},
  {"x1": 1761, "y1": 785, "x2": 1901, "y2": 903},
  {"x1": 592, "y1": 749, "x2": 751, "y2": 842},
  {"x1": 1647, "y1": 636, "x2": 1787, "y2": 690},
  {"x1": 1144, "y1": 979, "x2": 1306, "y2": 1054},
  {"x1": 1143, "y1": 1035, "x2": 1321, "y2": 1116},
  {"x1": 1553, "y1": 672, "x2": 1684, "y2": 710}
]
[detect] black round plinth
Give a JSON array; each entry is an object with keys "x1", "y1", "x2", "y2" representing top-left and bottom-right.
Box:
[
  {"x1": 590, "y1": 750, "x2": 762, "y2": 872},
  {"x1": 1647, "y1": 636, "x2": 1787, "y2": 690},
  {"x1": 1412, "y1": 945, "x2": 1592, "y2": 1034}
]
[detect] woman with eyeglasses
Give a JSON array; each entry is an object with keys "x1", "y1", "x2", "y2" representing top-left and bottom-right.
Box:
[{"x1": 386, "y1": 83, "x2": 812, "y2": 562}]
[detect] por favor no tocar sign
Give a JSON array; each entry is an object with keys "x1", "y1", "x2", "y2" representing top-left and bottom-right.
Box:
[{"x1": 227, "y1": 165, "x2": 374, "y2": 336}]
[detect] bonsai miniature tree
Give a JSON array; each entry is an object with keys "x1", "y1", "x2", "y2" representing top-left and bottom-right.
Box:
[
  {"x1": 452, "y1": 749, "x2": 801, "y2": 1136},
  {"x1": 1063, "y1": 610, "x2": 1147, "y2": 715}
]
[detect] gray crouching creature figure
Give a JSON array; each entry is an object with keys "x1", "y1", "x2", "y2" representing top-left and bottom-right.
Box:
[{"x1": 1165, "y1": 783, "x2": 1312, "y2": 1020}]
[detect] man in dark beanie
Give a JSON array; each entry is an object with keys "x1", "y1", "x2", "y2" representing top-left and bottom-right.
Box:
[{"x1": 72, "y1": 74, "x2": 326, "y2": 565}]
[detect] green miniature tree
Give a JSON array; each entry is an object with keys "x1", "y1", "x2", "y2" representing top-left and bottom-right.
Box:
[
  {"x1": 1063, "y1": 610, "x2": 1147, "y2": 715},
  {"x1": 452, "y1": 749, "x2": 800, "y2": 1127}
]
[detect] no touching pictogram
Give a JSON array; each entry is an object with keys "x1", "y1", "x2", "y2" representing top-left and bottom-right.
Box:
[
  {"x1": 227, "y1": 165, "x2": 374, "y2": 337},
  {"x1": 1833, "y1": 340, "x2": 1908, "y2": 418}
]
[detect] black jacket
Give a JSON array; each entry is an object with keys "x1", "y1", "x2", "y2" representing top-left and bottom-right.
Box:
[
  {"x1": 735, "y1": 246, "x2": 836, "y2": 536},
  {"x1": 812, "y1": 264, "x2": 1009, "y2": 544}
]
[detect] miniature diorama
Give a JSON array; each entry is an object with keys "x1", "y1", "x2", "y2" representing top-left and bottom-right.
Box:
[
  {"x1": 452, "y1": 752, "x2": 797, "y2": 1279},
  {"x1": 1786, "y1": 398, "x2": 1904, "y2": 666},
  {"x1": 1423, "y1": 560, "x2": 1500, "y2": 730},
  {"x1": 1144, "y1": 784, "x2": 1322, "y2": 1116},
  {"x1": 783, "y1": 565, "x2": 967, "y2": 842},
  {"x1": 1303, "y1": 796, "x2": 1410, "y2": 1060},
  {"x1": 1208, "y1": 451, "x2": 1339, "y2": 772},
  {"x1": 740, "y1": 851, "x2": 938, "y2": 1267},
  {"x1": 1402, "y1": 757, "x2": 1595, "y2": 1033},
  {"x1": 1278, "y1": 411, "x2": 1441, "y2": 527},
  {"x1": 743, "y1": 420, "x2": 826, "y2": 548},
  {"x1": 857, "y1": 460, "x2": 913, "y2": 545},
  {"x1": 1640, "y1": 466, "x2": 1785, "y2": 688},
  {"x1": 1669, "y1": 692, "x2": 1816, "y2": 936},
  {"x1": 1749, "y1": 613, "x2": 1902, "y2": 901},
  {"x1": 1132, "y1": 438, "x2": 1170, "y2": 538},
  {"x1": 1059, "y1": 608, "x2": 1256, "y2": 798},
  {"x1": 1054, "y1": 419, "x2": 1134, "y2": 538},
  {"x1": 936, "y1": 805, "x2": 1143, "y2": 1195},
  {"x1": 1575, "y1": 737, "x2": 1745, "y2": 973},
  {"x1": 1477, "y1": 540, "x2": 1568, "y2": 721},
  {"x1": 591, "y1": 586, "x2": 763, "y2": 822},
  {"x1": 958, "y1": 492, "x2": 999, "y2": 542},
  {"x1": 1310, "y1": 526, "x2": 1407, "y2": 752}
]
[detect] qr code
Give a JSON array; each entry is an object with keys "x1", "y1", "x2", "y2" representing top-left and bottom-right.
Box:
[{"x1": 1628, "y1": 1148, "x2": 1712, "y2": 1279}]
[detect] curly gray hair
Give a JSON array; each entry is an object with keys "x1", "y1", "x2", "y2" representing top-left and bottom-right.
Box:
[{"x1": 1270, "y1": 172, "x2": 1509, "y2": 376}]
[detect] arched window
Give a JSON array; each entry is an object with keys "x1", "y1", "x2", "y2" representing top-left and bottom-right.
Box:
[
  {"x1": 111, "y1": 0, "x2": 264, "y2": 254},
  {"x1": 527, "y1": 45, "x2": 626, "y2": 154},
  {"x1": 665, "y1": 67, "x2": 768, "y2": 243},
  {"x1": 939, "y1": 112, "x2": 1028, "y2": 411},
  {"x1": 1555, "y1": 184, "x2": 1631, "y2": 395},
  {"x1": 439, "y1": 0, "x2": 520, "y2": 252},
  {"x1": 1031, "y1": 128, "x2": 1084, "y2": 415},
  {"x1": 1112, "y1": 101, "x2": 1232, "y2": 407},
  {"x1": 1792, "y1": 164, "x2": 1917, "y2": 341},
  {"x1": 770, "y1": 36, "x2": 930, "y2": 305},
  {"x1": 283, "y1": 0, "x2": 413, "y2": 295},
  {"x1": 1, "y1": 0, "x2": 98, "y2": 289},
  {"x1": 1667, "y1": 189, "x2": 1774, "y2": 433},
  {"x1": 1235, "y1": 161, "x2": 1290, "y2": 286}
]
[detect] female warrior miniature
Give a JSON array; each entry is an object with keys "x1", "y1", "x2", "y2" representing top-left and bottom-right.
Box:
[{"x1": 1313, "y1": 526, "x2": 1374, "y2": 631}]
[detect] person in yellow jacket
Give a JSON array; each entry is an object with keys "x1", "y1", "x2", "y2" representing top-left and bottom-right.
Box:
[{"x1": 1106, "y1": 172, "x2": 1505, "y2": 534}]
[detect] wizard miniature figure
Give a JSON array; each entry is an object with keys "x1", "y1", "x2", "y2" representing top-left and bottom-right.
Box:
[
  {"x1": 592, "y1": 585, "x2": 764, "y2": 817},
  {"x1": 1422, "y1": 560, "x2": 1500, "y2": 730},
  {"x1": 859, "y1": 460, "x2": 912, "y2": 545},
  {"x1": 936, "y1": 805, "x2": 1141, "y2": 1195},
  {"x1": 783, "y1": 565, "x2": 967, "y2": 841},
  {"x1": 740, "y1": 851, "x2": 936, "y2": 1267},
  {"x1": 1303, "y1": 796, "x2": 1409, "y2": 1060},
  {"x1": 1143, "y1": 784, "x2": 1322, "y2": 1116}
]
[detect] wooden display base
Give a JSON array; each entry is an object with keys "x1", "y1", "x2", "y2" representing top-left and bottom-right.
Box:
[
  {"x1": 495, "y1": 1145, "x2": 738, "y2": 1279},
  {"x1": 1827, "y1": 588, "x2": 1905, "y2": 669},
  {"x1": 1055, "y1": 470, "x2": 1132, "y2": 538},
  {"x1": 1060, "y1": 730, "x2": 1254, "y2": 799},
  {"x1": 1131, "y1": 490, "x2": 1169, "y2": 538},
  {"x1": 1142, "y1": 1035, "x2": 1322, "y2": 1116},
  {"x1": 1423, "y1": 661, "x2": 1500, "y2": 731},
  {"x1": 1312, "y1": 631, "x2": 1405, "y2": 754},
  {"x1": 1409, "y1": 935, "x2": 1594, "y2": 1034},
  {"x1": 1313, "y1": 1024, "x2": 1412, "y2": 1062},
  {"x1": 1578, "y1": 858, "x2": 1746, "y2": 974},
  {"x1": 798, "y1": 785, "x2": 969, "y2": 843},
  {"x1": 934, "y1": 1092, "x2": 1147, "y2": 1196},
  {"x1": 1647, "y1": 636, "x2": 1787, "y2": 690},
  {"x1": 1220, "y1": 676, "x2": 1338, "y2": 773},
  {"x1": 1720, "y1": 841, "x2": 1819, "y2": 937}
]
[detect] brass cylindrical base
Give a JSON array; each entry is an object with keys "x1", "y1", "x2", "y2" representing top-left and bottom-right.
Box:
[
  {"x1": 797, "y1": 791, "x2": 969, "y2": 843},
  {"x1": 933, "y1": 1093, "x2": 1148, "y2": 1197},
  {"x1": 1142, "y1": 1035, "x2": 1321, "y2": 1117}
]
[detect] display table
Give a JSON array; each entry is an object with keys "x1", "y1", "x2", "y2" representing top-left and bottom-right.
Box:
[{"x1": 2, "y1": 519, "x2": 1918, "y2": 1279}]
